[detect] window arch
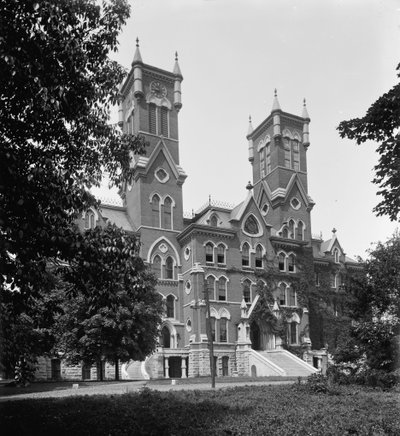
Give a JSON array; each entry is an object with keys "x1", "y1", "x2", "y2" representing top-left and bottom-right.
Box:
[
  {"x1": 160, "y1": 106, "x2": 169, "y2": 136},
  {"x1": 255, "y1": 245, "x2": 263, "y2": 268},
  {"x1": 210, "y1": 214, "x2": 218, "y2": 227},
  {"x1": 282, "y1": 227, "x2": 289, "y2": 239},
  {"x1": 152, "y1": 255, "x2": 162, "y2": 279},
  {"x1": 160, "y1": 325, "x2": 170, "y2": 348},
  {"x1": 84, "y1": 210, "x2": 96, "y2": 229},
  {"x1": 207, "y1": 275, "x2": 216, "y2": 300},
  {"x1": 260, "y1": 146, "x2": 265, "y2": 177},
  {"x1": 219, "y1": 318, "x2": 227, "y2": 342},
  {"x1": 288, "y1": 253, "x2": 296, "y2": 273},
  {"x1": 163, "y1": 196, "x2": 172, "y2": 229},
  {"x1": 297, "y1": 221, "x2": 304, "y2": 240},
  {"x1": 149, "y1": 103, "x2": 157, "y2": 134},
  {"x1": 151, "y1": 194, "x2": 160, "y2": 228},
  {"x1": 217, "y1": 244, "x2": 226, "y2": 265},
  {"x1": 266, "y1": 143, "x2": 271, "y2": 174},
  {"x1": 242, "y1": 279, "x2": 252, "y2": 303},
  {"x1": 165, "y1": 256, "x2": 174, "y2": 280},
  {"x1": 218, "y1": 277, "x2": 227, "y2": 301},
  {"x1": 279, "y1": 282, "x2": 287, "y2": 306},
  {"x1": 287, "y1": 286, "x2": 296, "y2": 306},
  {"x1": 242, "y1": 242, "x2": 250, "y2": 267},
  {"x1": 205, "y1": 242, "x2": 214, "y2": 263},
  {"x1": 166, "y1": 295, "x2": 175, "y2": 318},
  {"x1": 278, "y1": 252, "x2": 286, "y2": 271},
  {"x1": 289, "y1": 321, "x2": 298, "y2": 344},
  {"x1": 288, "y1": 219, "x2": 295, "y2": 239},
  {"x1": 333, "y1": 248, "x2": 339, "y2": 263},
  {"x1": 243, "y1": 214, "x2": 262, "y2": 237}
]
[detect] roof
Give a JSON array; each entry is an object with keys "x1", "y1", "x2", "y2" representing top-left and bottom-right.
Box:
[{"x1": 100, "y1": 206, "x2": 135, "y2": 232}]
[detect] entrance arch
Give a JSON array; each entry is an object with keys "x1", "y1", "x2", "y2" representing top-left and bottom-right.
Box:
[
  {"x1": 250, "y1": 321, "x2": 261, "y2": 350},
  {"x1": 161, "y1": 326, "x2": 171, "y2": 348}
]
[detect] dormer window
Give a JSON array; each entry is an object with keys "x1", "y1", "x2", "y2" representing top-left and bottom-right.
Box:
[
  {"x1": 84, "y1": 210, "x2": 96, "y2": 229},
  {"x1": 333, "y1": 248, "x2": 339, "y2": 263},
  {"x1": 210, "y1": 214, "x2": 218, "y2": 227},
  {"x1": 244, "y1": 215, "x2": 259, "y2": 235}
]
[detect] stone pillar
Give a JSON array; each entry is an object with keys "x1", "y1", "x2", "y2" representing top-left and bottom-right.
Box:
[
  {"x1": 164, "y1": 357, "x2": 169, "y2": 379},
  {"x1": 181, "y1": 357, "x2": 187, "y2": 378}
]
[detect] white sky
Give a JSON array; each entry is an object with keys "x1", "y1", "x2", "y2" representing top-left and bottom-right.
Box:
[{"x1": 109, "y1": 0, "x2": 400, "y2": 259}]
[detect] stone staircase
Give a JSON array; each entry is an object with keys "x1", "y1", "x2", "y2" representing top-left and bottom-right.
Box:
[
  {"x1": 122, "y1": 360, "x2": 149, "y2": 380},
  {"x1": 256, "y1": 350, "x2": 318, "y2": 377}
]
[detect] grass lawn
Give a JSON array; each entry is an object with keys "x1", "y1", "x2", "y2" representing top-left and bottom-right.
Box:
[{"x1": 0, "y1": 384, "x2": 399, "y2": 435}]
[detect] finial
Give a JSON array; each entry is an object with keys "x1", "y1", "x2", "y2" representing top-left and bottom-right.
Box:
[
  {"x1": 302, "y1": 98, "x2": 310, "y2": 120},
  {"x1": 208, "y1": 195, "x2": 211, "y2": 205},
  {"x1": 136, "y1": 37, "x2": 139, "y2": 47},
  {"x1": 303, "y1": 98, "x2": 306, "y2": 106},
  {"x1": 272, "y1": 89, "x2": 281, "y2": 112},
  {"x1": 175, "y1": 51, "x2": 178, "y2": 61},
  {"x1": 249, "y1": 115, "x2": 252, "y2": 123},
  {"x1": 274, "y1": 88, "x2": 277, "y2": 97},
  {"x1": 332, "y1": 228, "x2": 337, "y2": 234},
  {"x1": 246, "y1": 181, "x2": 253, "y2": 190}
]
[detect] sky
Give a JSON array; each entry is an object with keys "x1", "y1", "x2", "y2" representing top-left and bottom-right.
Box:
[{"x1": 107, "y1": 0, "x2": 400, "y2": 259}]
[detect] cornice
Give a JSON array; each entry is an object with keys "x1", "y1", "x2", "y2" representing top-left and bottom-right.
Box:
[
  {"x1": 270, "y1": 237, "x2": 308, "y2": 249},
  {"x1": 177, "y1": 224, "x2": 237, "y2": 245}
]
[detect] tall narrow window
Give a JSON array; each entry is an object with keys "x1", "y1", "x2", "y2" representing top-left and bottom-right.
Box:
[
  {"x1": 207, "y1": 276, "x2": 216, "y2": 300},
  {"x1": 315, "y1": 272, "x2": 320, "y2": 287},
  {"x1": 151, "y1": 194, "x2": 160, "y2": 228},
  {"x1": 152, "y1": 255, "x2": 162, "y2": 279},
  {"x1": 279, "y1": 283, "x2": 286, "y2": 306},
  {"x1": 220, "y1": 318, "x2": 227, "y2": 342},
  {"x1": 331, "y1": 273, "x2": 337, "y2": 288},
  {"x1": 284, "y1": 138, "x2": 291, "y2": 168},
  {"x1": 278, "y1": 252, "x2": 286, "y2": 271},
  {"x1": 218, "y1": 277, "x2": 227, "y2": 301},
  {"x1": 260, "y1": 147, "x2": 265, "y2": 176},
  {"x1": 166, "y1": 295, "x2": 175, "y2": 318},
  {"x1": 161, "y1": 326, "x2": 170, "y2": 348},
  {"x1": 205, "y1": 243, "x2": 214, "y2": 263},
  {"x1": 287, "y1": 287, "x2": 296, "y2": 306},
  {"x1": 288, "y1": 220, "x2": 295, "y2": 239},
  {"x1": 290, "y1": 321, "x2": 297, "y2": 344},
  {"x1": 282, "y1": 227, "x2": 289, "y2": 238},
  {"x1": 288, "y1": 254, "x2": 296, "y2": 272},
  {"x1": 297, "y1": 221, "x2": 304, "y2": 240},
  {"x1": 242, "y1": 243, "x2": 250, "y2": 267},
  {"x1": 160, "y1": 107, "x2": 168, "y2": 136},
  {"x1": 292, "y1": 140, "x2": 300, "y2": 171},
  {"x1": 333, "y1": 248, "x2": 339, "y2": 263},
  {"x1": 149, "y1": 103, "x2": 157, "y2": 134},
  {"x1": 243, "y1": 280, "x2": 251, "y2": 303},
  {"x1": 85, "y1": 210, "x2": 96, "y2": 229},
  {"x1": 255, "y1": 245, "x2": 263, "y2": 268},
  {"x1": 266, "y1": 144, "x2": 271, "y2": 174},
  {"x1": 217, "y1": 244, "x2": 225, "y2": 264},
  {"x1": 163, "y1": 196, "x2": 172, "y2": 229},
  {"x1": 210, "y1": 318, "x2": 216, "y2": 342},
  {"x1": 165, "y1": 256, "x2": 174, "y2": 280}
]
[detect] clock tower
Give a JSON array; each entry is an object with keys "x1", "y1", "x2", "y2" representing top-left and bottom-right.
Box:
[{"x1": 118, "y1": 40, "x2": 186, "y2": 254}]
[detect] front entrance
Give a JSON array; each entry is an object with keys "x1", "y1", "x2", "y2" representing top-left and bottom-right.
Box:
[
  {"x1": 250, "y1": 321, "x2": 261, "y2": 350},
  {"x1": 168, "y1": 357, "x2": 182, "y2": 378},
  {"x1": 250, "y1": 321, "x2": 275, "y2": 351}
]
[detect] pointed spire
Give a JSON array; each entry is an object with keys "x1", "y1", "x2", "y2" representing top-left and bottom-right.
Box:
[
  {"x1": 302, "y1": 98, "x2": 310, "y2": 120},
  {"x1": 247, "y1": 115, "x2": 253, "y2": 136},
  {"x1": 132, "y1": 37, "x2": 143, "y2": 64},
  {"x1": 271, "y1": 88, "x2": 281, "y2": 112},
  {"x1": 173, "y1": 51, "x2": 182, "y2": 77}
]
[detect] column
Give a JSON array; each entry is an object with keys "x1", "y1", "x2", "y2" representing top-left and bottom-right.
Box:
[
  {"x1": 181, "y1": 357, "x2": 187, "y2": 378},
  {"x1": 164, "y1": 357, "x2": 169, "y2": 379}
]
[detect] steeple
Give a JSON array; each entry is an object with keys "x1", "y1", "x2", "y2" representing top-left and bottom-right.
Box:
[
  {"x1": 271, "y1": 89, "x2": 281, "y2": 139},
  {"x1": 302, "y1": 98, "x2": 310, "y2": 148},
  {"x1": 173, "y1": 52, "x2": 183, "y2": 112},
  {"x1": 247, "y1": 115, "x2": 254, "y2": 162},
  {"x1": 132, "y1": 38, "x2": 144, "y2": 99}
]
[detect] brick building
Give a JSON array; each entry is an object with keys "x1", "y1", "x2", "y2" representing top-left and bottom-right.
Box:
[{"x1": 38, "y1": 42, "x2": 362, "y2": 381}]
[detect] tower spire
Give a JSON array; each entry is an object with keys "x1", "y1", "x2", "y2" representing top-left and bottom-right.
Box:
[
  {"x1": 302, "y1": 98, "x2": 310, "y2": 120},
  {"x1": 132, "y1": 37, "x2": 143, "y2": 64},
  {"x1": 271, "y1": 89, "x2": 281, "y2": 139},
  {"x1": 247, "y1": 115, "x2": 254, "y2": 163},
  {"x1": 271, "y1": 88, "x2": 281, "y2": 112},
  {"x1": 173, "y1": 51, "x2": 183, "y2": 77},
  {"x1": 302, "y1": 98, "x2": 310, "y2": 148},
  {"x1": 173, "y1": 51, "x2": 183, "y2": 112}
]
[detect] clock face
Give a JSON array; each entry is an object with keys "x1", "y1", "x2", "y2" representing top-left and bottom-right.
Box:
[{"x1": 150, "y1": 81, "x2": 167, "y2": 98}]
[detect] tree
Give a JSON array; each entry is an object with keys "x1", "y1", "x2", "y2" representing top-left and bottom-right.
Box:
[
  {"x1": 0, "y1": 0, "x2": 151, "y2": 379},
  {"x1": 56, "y1": 225, "x2": 163, "y2": 380},
  {"x1": 334, "y1": 232, "x2": 400, "y2": 373},
  {"x1": 338, "y1": 63, "x2": 400, "y2": 221}
]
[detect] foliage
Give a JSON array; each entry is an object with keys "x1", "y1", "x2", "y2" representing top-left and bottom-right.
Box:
[
  {"x1": 338, "y1": 63, "x2": 400, "y2": 220},
  {"x1": 0, "y1": 0, "x2": 153, "y2": 379},
  {"x1": 1, "y1": 384, "x2": 400, "y2": 435},
  {"x1": 56, "y1": 225, "x2": 163, "y2": 369}
]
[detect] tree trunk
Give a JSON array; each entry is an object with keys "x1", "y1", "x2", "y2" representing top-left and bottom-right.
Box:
[{"x1": 114, "y1": 357, "x2": 119, "y2": 381}]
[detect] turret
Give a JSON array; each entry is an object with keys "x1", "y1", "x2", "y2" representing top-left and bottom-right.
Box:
[
  {"x1": 173, "y1": 52, "x2": 183, "y2": 112},
  {"x1": 271, "y1": 89, "x2": 281, "y2": 139},
  {"x1": 302, "y1": 98, "x2": 310, "y2": 148},
  {"x1": 247, "y1": 115, "x2": 254, "y2": 162},
  {"x1": 132, "y1": 38, "x2": 144, "y2": 100}
]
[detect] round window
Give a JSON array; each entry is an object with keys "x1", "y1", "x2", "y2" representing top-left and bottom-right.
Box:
[
  {"x1": 290, "y1": 197, "x2": 301, "y2": 210},
  {"x1": 155, "y1": 167, "x2": 169, "y2": 183},
  {"x1": 184, "y1": 246, "x2": 191, "y2": 260}
]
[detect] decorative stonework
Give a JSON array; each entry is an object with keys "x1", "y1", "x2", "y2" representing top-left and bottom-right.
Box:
[{"x1": 159, "y1": 243, "x2": 168, "y2": 253}]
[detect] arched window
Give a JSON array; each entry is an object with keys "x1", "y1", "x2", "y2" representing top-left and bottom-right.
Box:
[
  {"x1": 217, "y1": 244, "x2": 225, "y2": 264},
  {"x1": 278, "y1": 252, "x2": 286, "y2": 271},
  {"x1": 163, "y1": 197, "x2": 172, "y2": 229},
  {"x1": 151, "y1": 194, "x2": 160, "y2": 228},
  {"x1": 297, "y1": 221, "x2": 304, "y2": 240},
  {"x1": 149, "y1": 103, "x2": 157, "y2": 134},
  {"x1": 331, "y1": 273, "x2": 337, "y2": 288},
  {"x1": 244, "y1": 215, "x2": 259, "y2": 235},
  {"x1": 288, "y1": 253, "x2": 296, "y2": 273},
  {"x1": 222, "y1": 356, "x2": 229, "y2": 376},
  {"x1": 220, "y1": 318, "x2": 227, "y2": 342},
  {"x1": 289, "y1": 321, "x2": 298, "y2": 344},
  {"x1": 242, "y1": 243, "x2": 250, "y2": 267},
  {"x1": 288, "y1": 220, "x2": 295, "y2": 239},
  {"x1": 333, "y1": 248, "x2": 339, "y2": 263},
  {"x1": 207, "y1": 276, "x2": 216, "y2": 300},
  {"x1": 152, "y1": 255, "x2": 162, "y2": 279},
  {"x1": 284, "y1": 138, "x2": 291, "y2": 168},
  {"x1": 243, "y1": 280, "x2": 251, "y2": 303},
  {"x1": 160, "y1": 106, "x2": 169, "y2": 137},
  {"x1": 282, "y1": 227, "x2": 289, "y2": 238},
  {"x1": 279, "y1": 283, "x2": 287, "y2": 306},
  {"x1": 166, "y1": 295, "x2": 175, "y2": 318},
  {"x1": 218, "y1": 277, "x2": 227, "y2": 301},
  {"x1": 287, "y1": 286, "x2": 296, "y2": 306},
  {"x1": 205, "y1": 243, "x2": 214, "y2": 263},
  {"x1": 210, "y1": 317, "x2": 216, "y2": 342},
  {"x1": 260, "y1": 147, "x2": 265, "y2": 176},
  {"x1": 266, "y1": 143, "x2": 271, "y2": 174},
  {"x1": 161, "y1": 326, "x2": 170, "y2": 348},
  {"x1": 210, "y1": 215, "x2": 218, "y2": 227},
  {"x1": 165, "y1": 256, "x2": 174, "y2": 280},
  {"x1": 255, "y1": 245, "x2": 263, "y2": 268},
  {"x1": 85, "y1": 210, "x2": 96, "y2": 229},
  {"x1": 292, "y1": 140, "x2": 300, "y2": 171}
]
